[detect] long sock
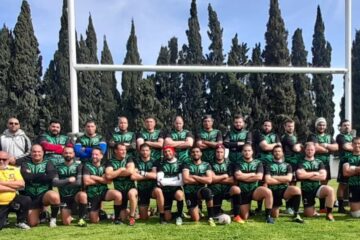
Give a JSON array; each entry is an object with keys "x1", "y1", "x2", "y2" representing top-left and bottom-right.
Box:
[
  {"x1": 177, "y1": 200, "x2": 184, "y2": 217},
  {"x1": 326, "y1": 207, "x2": 333, "y2": 214},
  {"x1": 79, "y1": 203, "x2": 87, "y2": 219},
  {"x1": 159, "y1": 213, "x2": 165, "y2": 222},
  {"x1": 213, "y1": 206, "x2": 221, "y2": 216},
  {"x1": 265, "y1": 208, "x2": 271, "y2": 218},
  {"x1": 207, "y1": 206, "x2": 214, "y2": 219},
  {"x1": 51, "y1": 205, "x2": 60, "y2": 219},
  {"x1": 338, "y1": 199, "x2": 344, "y2": 209},
  {"x1": 319, "y1": 198, "x2": 325, "y2": 210},
  {"x1": 114, "y1": 205, "x2": 121, "y2": 220},
  {"x1": 257, "y1": 200, "x2": 263, "y2": 211},
  {"x1": 232, "y1": 194, "x2": 241, "y2": 216},
  {"x1": 286, "y1": 197, "x2": 293, "y2": 209},
  {"x1": 291, "y1": 195, "x2": 301, "y2": 215}
]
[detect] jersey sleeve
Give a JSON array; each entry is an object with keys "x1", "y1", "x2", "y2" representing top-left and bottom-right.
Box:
[
  {"x1": 264, "y1": 164, "x2": 271, "y2": 175},
  {"x1": 216, "y1": 130, "x2": 223, "y2": 142},
  {"x1": 246, "y1": 131, "x2": 253, "y2": 145},
  {"x1": 281, "y1": 134, "x2": 295, "y2": 148},
  {"x1": 82, "y1": 164, "x2": 91, "y2": 176},
  {"x1": 256, "y1": 162, "x2": 264, "y2": 174},
  {"x1": 319, "y1": 161, "x2": 325, "y2": 170},
  {"x1": 286, "y1": 164, "x2": 293, "y2": 174},
  {"x1": 307, "y1": 133, "x2": 318, "y2": 143},
  {"x1": 336, "y1": 134, "x2": 346, "y2": 145}
]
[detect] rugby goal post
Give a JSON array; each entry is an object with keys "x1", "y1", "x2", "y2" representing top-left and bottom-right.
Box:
[{"x1": 67, "y1": 0, "x2": 352, "y2": 134}]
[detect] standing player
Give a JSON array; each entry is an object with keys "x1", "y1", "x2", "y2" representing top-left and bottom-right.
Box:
[
  {"x1": 105, "y1": 144, "x2": 137, "y2": 226},
  {"x1": 20, "y1": 144, "x2": 61, "y2": 227},
  {"x1": 136, "y1": 117, "x2": 164, "y2": 162},
  {"x1": 83, "y1": 148, "x2": 122, "y2": 224},
  {"x1": 157, "y1": 146, "x2": 184, "y2": 225},
  {"x1": 210, "y1": 144, "x2": 244, "y2": 223},
  {"x1": 131, "y1": 143, "x2": 164, "y2": 222},
  {"x1": 336, "y1": 119, "x2": 353, "y2": 213},
  {"x1": 182, "y1": 147, "x2": 216, "y2": 226},
  {"x1": 307, "y1": 117, "x2": 338, "y2": 213},
  {"x1": 265, "y1": 145, "x2": 303, "y2": 223},
  {"x1": 53, "y1": 147, "x2": 88, "y2": 226},
  {"x1": 74, "y1": 120, "x2": 107, "y2": 163},
  {"x1": 296, "y1": 142, "x2": 335, "y2": 221},
  {"x1": 38, "y1": 119, "x2": 73, "y2": 166},
  {"x1": 196, "y1": 115, "x2": 223, "y2": 164},
  {"x1": 109, "y1": 117, "x2": 136, "y2": 158},
  {"x1": 164, "y1": 116, "x2": 194, "y2": 165},
  {"x1": 224, "y1": 114, "x2": 252, "y2": 164},
  {"x1": 343, "y1": 137, "x2": 360, "y2": 217},
  {"x1": 233, "y1": 144, "x2": 274, "y2": 224}
]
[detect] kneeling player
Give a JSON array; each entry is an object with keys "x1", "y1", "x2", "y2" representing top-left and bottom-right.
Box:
[
  {"x1": 182, "y1": 147, "x2": 216, "y2": 226},
  {"x1": 157, "y1": 146, "x2": 184, "y2": 225},
  {"x1": 131, "y1": 144, "x2": 164, "y2": 222},
  {"x1": 265, "y1": 145, "x2": 303, "y2": 223},
  {"x1": 210, "y1": 144, "x2": 244, "y2": 223},
  {"x1": 234, "y1": 144, "x2": 274, "y2": 223},
  {"x1": 83, "y1": 148, "x2": 122, "y2": 223},
  {"x1": 296, "y1": 142, "x2": 335, "y2": 221},
  {"x1": 105, "y1": 143, "x2": 137, "y2": 225},
  {"x1": 53, "y1": 147, "x2": 88, "y2": 226},
  {"x1": 343, "y1": 137, "x2": 360, "y2": 217}
]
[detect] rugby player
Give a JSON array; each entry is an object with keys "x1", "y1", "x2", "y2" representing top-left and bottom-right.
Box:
[
  {"x1": 182, "y1": 147, "x2": 216, "y2": 226},
  {"x1": 265, "y1": 145, "x2": 303, "y2": 223},
  {"x1": 296, "y1": 142, "x2": 335, "y2": 221},
  {"x1": 157, "y1": 146, "x2": 184, "y2": 225},
  {"x1": 105, "y1": 143, "x2": 137, "y2": 226},
  {"x1": 53, "y1": 147, "x2": 87, "y2": 226},
  {"x1": 109, "y1": 117, "x2": 136, "y2": 158}
]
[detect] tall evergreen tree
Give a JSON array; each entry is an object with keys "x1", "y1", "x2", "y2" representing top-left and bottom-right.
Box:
[
  {"x1": 181, "y1": 0, "x2": 205, "y2": 130},
  {"x1": 312, "y1": 6, "x2": 334, "y2": 134},
  {"x1": 291, "y1": 28, "x2": 315, "y2": 141},
  {"x1": 99, "y1": 36, "x2": 121, "y2": 138},
  {"x1": 7, "y1": 0, "x2": 42, "y2": 139},
  {"x1": 41, "y1": 0, "x2": 71, "y2": 132},
  {"x1": 0, "y1": 26, "x2": 13, "y2": 129},
  {"x1": 249, "y1": 43, "x2": 268, "y2": 130},
  {"x1": 262, "y1": 0, "x2": 295, "y2": 131}
]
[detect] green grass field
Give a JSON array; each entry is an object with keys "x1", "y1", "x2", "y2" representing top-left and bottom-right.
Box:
[{"x1": 1, "y1": 180, "x2": 359, "y2": 240}]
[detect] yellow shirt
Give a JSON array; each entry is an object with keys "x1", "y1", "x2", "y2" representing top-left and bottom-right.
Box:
[{"x1": 0, "y1": 166, "x2": 23, "y2": 205}]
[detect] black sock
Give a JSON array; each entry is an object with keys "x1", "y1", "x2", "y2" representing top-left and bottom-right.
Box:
[
  {"x1": 177, "y1": 200, "x2": 184, "y2": 217},
  {"x1": 327, "y1": 207, "x2": 333, "y2": 214},
  {"x1": 198, "y1": 201, "x2": 203, "y2": 212},
  {"x1": 265, "y1": 208, "x2": 271, "y2": 218},
  {"x1": 291, "y1": 195, "x2": 301, "y2": 215},
  {"x1": 257, "y1": 200, "x2": 263, "y2": 211},
  {"x1": 79, "y1": 203, "x2": 87, "y2": 219},
  {"x1": 232, "y1": 194, "x2": 241, "y2": 216},
  {"x1": 213, "y1": 206, "x2": 221, "y2": 216},
  {"x1": 51, "y1": 205, "x2": 60, "y2": 219},
  {"x1": 338, "y1": 199, "x2": 344, "y2": 209},
  {"x1": 160, "y1": 213, "x2": 165, "y2": 221},
  {"x1": 286, "y1": 197, "x2": 293, "y2": 209},
  {"x1": 319, "y1": 198, "x2": 325, "y2": 210},
  {"x1": 114, "y1": 205, "x2": 121, "y2": 220},
  {"x1": 207, "y1": 206, "x2": 214, "y2": 219}
]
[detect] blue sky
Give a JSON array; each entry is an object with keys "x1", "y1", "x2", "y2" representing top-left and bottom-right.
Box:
[{"x1": 0, "y1": 0, "x2": 359, "y2": 128}]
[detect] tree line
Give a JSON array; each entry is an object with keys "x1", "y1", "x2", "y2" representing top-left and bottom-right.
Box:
[{"x1": 0, "y1": 0, "x2": 358, "y2": 141}]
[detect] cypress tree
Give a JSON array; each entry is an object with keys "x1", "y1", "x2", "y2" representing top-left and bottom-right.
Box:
[
  {"x1": 168, "y1": 37, "x2": 182, "y2": 116},
  {"x1": 181, "y1": 0, "x2": 205, "y2": 130},
  {"x1": 291, "y1": 28, "x2": 315, "y2": 141},
  {"x1": 7, "y1": 0, "x2": 42, "y2": 139},
  {"x1": 262, "y1": 0, "x2": 295, "y2": 131},
  {"x1": 312, "y1": 6, "x2": 334, "y2": 134}
]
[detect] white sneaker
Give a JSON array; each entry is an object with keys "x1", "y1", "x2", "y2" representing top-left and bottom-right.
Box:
[
  {"x1": 285, "y1": 208, "x2": 294, "y2": 215},
  {"x1": 15, "y1": 222, "x2": 30, "y2": 230},
  {"x1": 175, "y1": 217, "x2": 183, "y2": 226},
  {"x1": 49, "y1": 218, "x2": 57, "y2": 228}
]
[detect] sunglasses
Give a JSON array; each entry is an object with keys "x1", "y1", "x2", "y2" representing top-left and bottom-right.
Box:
[{"x1": 8, "y1": 122, "x2": 19, "y2": 125}]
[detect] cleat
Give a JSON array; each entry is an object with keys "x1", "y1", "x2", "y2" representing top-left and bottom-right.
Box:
[
  {"x1": 292, "y1": 214, "x2": 304, "y2": 224},
  {"x1": 233, "y1": 215, "x2": 245, "y2": 224},
  {"x1": 49, "y1": 218, "x2": 57, "y2": 228},
  {"x1": 338, "y1": 208, "x2": 348, "y2": 214},
  {"x1": 208, "y1": 218, "x2": 216, "y2": 227},
  {"x1": 319, "y1": 209, "x2": 327, "y2": 214},
  {"x1": 285, "y1": 208, "x2": 295, "y2": 215},
  {"x1": 266, "y1": 216, "x2": 275, "y2": 224},
  {"x1": 175, "y1": 217, "x2": 183, "y2": 226},
  {"x1": 15, "y1": 222, "x2": 30, "y2": 230},
  {"x1": 77, "y1": 218, "x2": 87, "y2": 227},
  {"x1": 113, "y1": 219, "x2": 123, "y2": 225},
  {"x1": 129, "y1": 217, "x2": 135, "y2": 226},
  {"x1": 326, "y1": 214, "x2": 335, "y2": 222}
]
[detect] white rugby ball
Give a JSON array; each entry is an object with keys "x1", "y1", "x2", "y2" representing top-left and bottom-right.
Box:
[{"x1": 217, "y1": 214, "x2": 231, "y2": 225}]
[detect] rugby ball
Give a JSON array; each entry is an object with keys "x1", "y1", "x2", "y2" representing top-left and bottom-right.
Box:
[{"x1": 217, "y1": 214, "x2": 231, "y2": 225}]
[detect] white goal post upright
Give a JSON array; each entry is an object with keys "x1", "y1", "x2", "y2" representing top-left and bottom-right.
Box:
[{"x1": 67, "y1": 0, "x2": 352, "y2": 134}]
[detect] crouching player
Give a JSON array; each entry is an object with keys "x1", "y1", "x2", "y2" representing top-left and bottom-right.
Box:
[
  {"x1": 105, "y1": 143, "x2": 137, "y2": 225},
  {"x1": 182, "y1": 147, "x2": 216, "y2": 226},
  {"x1": 233, "y1": 144, "x2": 274, "y2": 224},
  {"x1": 296, "y1": 142, "x2": 335, "y2": 221},
  {"x1": 343, "y1": 137, "x2": 360, "y2": 218},
  {"x1": 210, "y1": 144, "x2": 244, "y2": 223},
  {"x1": 264, "y1": 145, "x2": 303, "y2": 223},
  {"x1": 157, "y1": 146, "x2": 184, "y2": 225},
  {"x1": 83, "y1": 147, "x2": 122, "y2": 223},
  {"x1": 53, "y1": 147, "x2": 88, "y2": 226}
]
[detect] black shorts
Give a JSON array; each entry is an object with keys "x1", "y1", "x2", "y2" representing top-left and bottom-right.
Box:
[
  {"x1": 138, "y1": 188, "x2": 154, "y2": 207},
  {"x1": 337, "y1": 160, "x2": 349, "y2": 184},
  {"x1": 302, "y1": 187, "x2": 321, "y2": 208},
  {"x1": 213, "y1": 192, "x2": 231, "y2": 208},
  {"x1": 240, "y1": 190, "x2": 255, "y2": 205},
  {"x1": 29, "y1": 192, "x2": 47, "y2": 209},
  {"x1": 163, "y1": 187, "x2": 182, "y2": 211},
  {"x1": 60, "y1": 196, "x2": 77, "y2": 210},
  {"x1": 349, "y1": 186, "x2": 360, "y2": 203},
  {"x1": 272, "y1": 188, "x2": 286, "y2": 208},
  {"x1": 88, "y1": 191, "x2": 108, "y2": 212},
  {"x1": 185, "y1": 187, "x2": 212, "y2": 209}
]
